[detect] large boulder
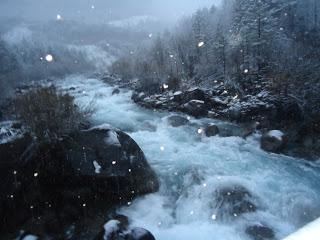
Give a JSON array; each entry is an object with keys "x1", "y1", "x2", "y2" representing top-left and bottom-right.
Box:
[
  {"x1": 261, "y1": 130, "x2": 287, "y2": 153},
  {"x1": 245, "y1": 225, "x2": 275, "y2": 240},
  {"x1": 212, "y1": 185, "x2": 257, "y2": 220},
  {"x1": 183, "y1": 88, "x2": 206, "y2": 103},
  {"x1": 180, "y1": 100, "x2": 208, "y2": 117},
  {"x1": 0, "y1": 124, "x2": 159, "y2": 237}
]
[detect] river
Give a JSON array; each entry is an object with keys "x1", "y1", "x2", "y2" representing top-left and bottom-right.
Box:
[{"x1": 56, "y1": 75, "x2": 320, "y2": 240}]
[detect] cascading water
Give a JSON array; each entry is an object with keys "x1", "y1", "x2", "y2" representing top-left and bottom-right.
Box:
[{"x1": 56, "y1": 76, "x2": 320, "y2": 240}]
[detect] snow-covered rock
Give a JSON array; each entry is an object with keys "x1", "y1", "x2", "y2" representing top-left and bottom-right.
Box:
[
  {"x1": 267, "y1": 130, "x2": 284, "y2": 141},
  {"x1": 261, "y1": 130, "x2": 287, "y2": 153},
  {"x1": 180, "y1": 100, "x2": 208, "y2": 117}
]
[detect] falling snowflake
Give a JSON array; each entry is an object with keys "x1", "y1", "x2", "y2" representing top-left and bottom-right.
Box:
[
  {"x1": 211, "y1": 214, "x2": 217, "y2": 220},
  {"x1": 112, "y1": 161, "x2": 117, "y2": 165},
  {"x1": 160, "y1": 146, "x2": 165, "y2": 151},
  {"x1": 163, "y1": 84, "x2": 169, "y2": 89},
  {"x1": 244, "y1": 69, "x2": 249, "y2": 74},
  {"x1": 198, "y1": 41, "x2": 205, "y2": 47},
  {"x1": 56, "y1": 14, "x2": 62, "y2": 21},
  {"x1": 148, "y1": 33, "x2": 153, "y2": 38},
  {"x1": 197, "y1": 128, "x2": 203, "y2": 134},
  {"x1": 45, "y1": 54, "x2": 54, "y2": 62},
  {"x1": 91, "y1": 5, "x2": 95, "y2": 9}
]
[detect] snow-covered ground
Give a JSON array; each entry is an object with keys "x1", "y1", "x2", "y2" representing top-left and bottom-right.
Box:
[{"x1": 55, "y1": 75, "x2": 320, "y2": 240}]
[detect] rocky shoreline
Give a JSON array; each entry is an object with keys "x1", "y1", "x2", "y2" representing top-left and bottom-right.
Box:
[
  {"x1": 0, "y1": 120, "x2": 159, "y2": 239},
  {"x1": 103, "y1": 74, "x2": 320, "y2": 160}
]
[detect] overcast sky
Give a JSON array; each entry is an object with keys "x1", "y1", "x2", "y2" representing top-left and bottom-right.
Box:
[{"x1": 1, "y1": 0, "x2": 222, "y2": 23}]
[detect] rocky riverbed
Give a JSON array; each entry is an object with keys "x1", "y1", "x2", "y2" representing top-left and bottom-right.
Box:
[{"x1": 101, "y1": 74, "x2": 320, "y2": 160}]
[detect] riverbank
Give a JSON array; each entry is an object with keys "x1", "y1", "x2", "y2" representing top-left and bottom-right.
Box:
[{"x1": 101, "y1": 74, "x2": 320, "y2": 160}]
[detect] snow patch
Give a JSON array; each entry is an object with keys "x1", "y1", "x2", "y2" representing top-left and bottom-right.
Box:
[
  {"x1": 267, "y1": 130, "x2": 284, "y2": 141},
  {"x1": 89, "y1": 123, "x2": 113, "y2": 131},
  {"x1": 104, "y1": 130, "x2": 121, "y2": 147},
  {"x1": 93, "y1": 161, "x2": 102, "y2": 174}
]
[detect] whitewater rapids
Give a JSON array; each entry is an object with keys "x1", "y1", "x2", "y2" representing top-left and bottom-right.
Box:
[{"x1": 55, "y1": 75, "x2": 320, "y2": 240}]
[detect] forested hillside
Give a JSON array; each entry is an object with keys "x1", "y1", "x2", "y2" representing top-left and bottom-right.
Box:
[{"x1": 110, "y1": 0, "x2": 320, "y2": 119}]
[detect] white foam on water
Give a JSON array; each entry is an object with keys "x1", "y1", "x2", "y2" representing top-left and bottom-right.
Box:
[{"x1": 56, "y1": 76, "x2": 320, "y2": 240}]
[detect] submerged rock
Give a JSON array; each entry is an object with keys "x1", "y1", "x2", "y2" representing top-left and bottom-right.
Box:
[
  {"x1": 205, "y1": 124, "x2": 219, "y2": 137},
  {"x1": 261, "y1": 130, "x2": 287, "y2": 153},
  {"x1": 112, "y1": 88, "x2": 121, "y2": 95},
  {"x1": 245, "y1": 225, "x2": 275, "y2": 240},
  {"x1": 212, "y1": 185, "x2": 257, "y2": 219},
  {"x1": 167, "y1": 115, "x2": 190, "y2": 127},
  {"x1": 0, "y1": 124, "x2": 159, "y2": 237},
  {"x1": 129, "y1": 228, "x2": 156, "y2": 240}
]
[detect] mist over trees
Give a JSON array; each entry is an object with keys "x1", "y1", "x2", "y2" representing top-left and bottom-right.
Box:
[
  {"x1": 0, "y1": 19, "x2": 147, "y2": 101},
  {"x1": 110, "y1": 0, "x2": 320, "y2": 119}
]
